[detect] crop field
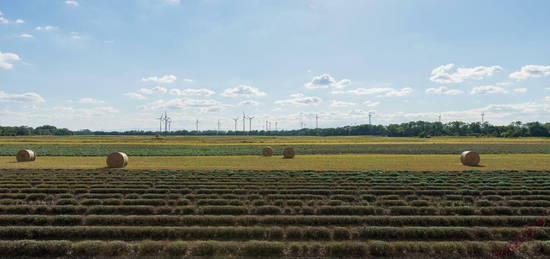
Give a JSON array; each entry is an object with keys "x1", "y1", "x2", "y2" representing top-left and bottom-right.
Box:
[
  {"x1": 1, "y1": 169, "x2": 550, "y2": 258},
  {"x1": 1, "y1": 136, "x2": 550, "y2": 156}
]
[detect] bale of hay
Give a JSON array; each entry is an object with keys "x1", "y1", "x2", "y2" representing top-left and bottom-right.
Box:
[
  {"x1": 106, "y1": 152, "x2": 128, "y2": 168},
  {"x1": 461, "y1": 151, "x2": 480, "y2": 166},
  {"x1": 282, "y1": 147, "x2": 295, "y2": 159},
  {"x1": 16, "y1": 149, "x2": 36, "y2": 162},
  {"x1": 262, "y1": 146, "x2": 273, "y2": 157}
]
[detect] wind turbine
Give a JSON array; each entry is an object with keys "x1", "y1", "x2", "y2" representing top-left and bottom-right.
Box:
[
  {"x1": 242, "y1": 113, "x2": 246, "y2": 132},
  {"x1": 368, "y1": 112, "x2": 375, "y2": 125},
  {"x1": 157, "y1": 113, "x2": 165, "y2": 133},
  {"x1": 315, "y1": 114, "x2": 319, "y2": 128},
  {"x1": 247, "y1": 116, "x2": 255, "y2": 132},
  {"x1": 195, "y1": 119, "x2": 199, "y2": 132},
  {"x1": 232, "y1": 117, "x2": 239, "y2": 132}
]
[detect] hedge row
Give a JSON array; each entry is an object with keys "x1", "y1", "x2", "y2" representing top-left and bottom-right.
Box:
[
  {"x1": 0, "y1": 215, "x2": 543, "y2": 227},
  {"x1": 0, "y1": 226, "x2": 546, "y2": 241},
  {"x1": 0, "y1": 205, "x2": 547, "y2": 216},
  {"x1": 1, "y1": 240, "x2": 550, "y2": 258}
]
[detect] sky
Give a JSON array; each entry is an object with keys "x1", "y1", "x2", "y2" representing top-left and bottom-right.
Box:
[{"x1": 1, "y1": 0, "x2": 550, "y2": 131}]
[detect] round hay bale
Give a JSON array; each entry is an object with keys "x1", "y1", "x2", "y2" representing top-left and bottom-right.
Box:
[
  {"x1": 16, "y1": 149, "x2": 36, "y2": 162},
  {"x1": 106, "y1": 152, "x2": 128, "y2": 168},
  {"x1": 262, "y1": 146, "x2": 273, "y2": 157},
  {"x1": 282, "y1": 147, "x2": 295, "y2": 159},
  {"x1": 460, "y1": 151, "x2": 480, "y2": 166}
]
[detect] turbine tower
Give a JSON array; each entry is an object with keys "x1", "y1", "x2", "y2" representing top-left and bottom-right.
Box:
[
  {"x1": 247, "y1": 116, "x2": 255, "y2": 132},
  {"x1": 242, "y1": 113, "x2": 246, "y2": 132},
  {"x1": 157, "y1": 113, "x2": 165, "y2": 133},
  {"x1": 481, "y1": 112, "x2": 485, "y2": 124},
  {"x1": 217, "y1": 119, "x2": 221, "y2": 134},
  {"x1": 195, "y1": 119, "x2": 199, "y2": 132},
  {"x1": 368, "y1": 112, "x2": 375, "y2": 125},
  {"x1": 232, "y1": 117, "x2": 239, "y2": 132},
  {"x1": 315, "y1": 114, "x2": 319, "y2": 128}
]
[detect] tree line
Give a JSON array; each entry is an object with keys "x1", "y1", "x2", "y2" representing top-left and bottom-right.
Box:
[{"x1": 1, "y1": 121, "x2": 549, "y2": 138}]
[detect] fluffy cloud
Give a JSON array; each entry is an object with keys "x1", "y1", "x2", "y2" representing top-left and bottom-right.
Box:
[
  {"x1": 35, "y1": 25, "x2": 57, "y2": 31},
  {"x1": 15, "y1": 19, "x2": 24, "y2": 24},
  {"x1": 163, "y1": 0, "x2": 181, "y2": 4},
  {"x1": 425, "y1": 86, "x2": 463, "y2": 95},
  {"x1": 53, "y1": 106, "x2": 119, "y2": 118},
  {"x1": 78, "y1": 98, "x2": 105, "y2": 104},
  {"x1": 238, "y1": 100, "x2": 259, "y2": 106},
  {"x1": 19, "y1": 33, "x2": 33, "y2": 39},
  {"x1": 509, "y1": 65, "x2": 550, "y2": 80},
  {"x1": 141, "y1": 75, "x2": 177, "y2": 84},
  {"x1": 334, "y1": 87, "x2": 412, "y2": 97},
  {"x1": 364, "y1": 101, "x2": 380, "y2": 107},
  {"x1": 125, "y1": 92, "x2": 147, "y2": 100},
  {"x1": 305, "y1": 74, "x2": 351, "y2": 89},
  {"x1": 169, "y1": 88, "x2": 215, "y2": 96},
  {"x1": 222, "y1": 85, "x2": 267, "y2": 97},
  {"x1": 138, "y1": 86, "x2": 168, "y2": 95},
  {"x1": 0, "y1": 91, "x2": 45, "y2": 103},
  {"x1": 470, "y1": 85, "x2": 508, "y2": 95},
  {"x1": 65, "y1": 0, "x2": 79, "y2": 6},
  {"x1": 330, "y1": 101, "x2": 356, "y2": 107},
  {"x1": 0, "y1": 52, "x2": 20, "y2": 69},
  {"x1": 274, "y1": 93, "x2": 322, "y2": 106},
  {"x1": 513, "y1": 88, "x2": 528, "y2": 93},
  {"x1": 545, "y1": 96, "x2": 550, "y2": 102},
  {"x1": 0, "y1": 11, "x2": 23, "y2": 24},
  {"x1": 143, "y1": 98, "x2": 223, "y2": 111},
  {"x1": 430, "y1": 64, "x2": 502, "y2": 83}
]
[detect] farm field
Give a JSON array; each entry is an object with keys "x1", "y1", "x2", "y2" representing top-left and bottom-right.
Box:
[
  {"x1": 1, "y1": 154, "x2": 550, "y2": 171},
  {"x1": 1, "y1": 136, "x2": 550, "y2": 156},
  {"x1": 1, "y1": 169, "x2": 550, "y2": 258}
]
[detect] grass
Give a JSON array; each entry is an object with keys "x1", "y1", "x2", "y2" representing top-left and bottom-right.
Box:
[{"x1": 1, "y1": 154, "x2": 549, "y2": 171}]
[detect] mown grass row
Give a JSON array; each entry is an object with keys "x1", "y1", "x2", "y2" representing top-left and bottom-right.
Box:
[{"x1": 0, "y1": 240, "x2": 549, "y2": 258}]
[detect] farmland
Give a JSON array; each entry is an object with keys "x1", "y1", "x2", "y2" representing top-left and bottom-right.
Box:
[
  {"x1": 1, "y1": 135, "x2": 549, "y2": 258},
  {"x1": 0, "y1": 136, "x2": 550, "y2": 156},
  {"x1": 1, "y1": 169, "x2": 550, "y2": 257}
]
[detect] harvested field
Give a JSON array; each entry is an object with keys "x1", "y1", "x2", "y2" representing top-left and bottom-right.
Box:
[{"x1": 0, "y1": 169, "x2": 549, "y2": 257}]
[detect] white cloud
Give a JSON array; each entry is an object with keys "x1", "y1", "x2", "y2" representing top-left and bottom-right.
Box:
[
  {"x1": 0, "y1": 52, "x2": 21, "y2": 69},
  {"x1": 364, "y1": 101, "x2": 380, "y2": 107},
  {"x1": 330, "y1": 101, "x2": 356, "y2": 107},
  {"x1": 169, "y1": 88, "x2": 215, "y2": 96},
  {"x1": 238, "y1": 100, "x2": 259, "y2": 106},
  {"x1": 470, "y1": 85, "x2": 508, "y2": 95},
  {"x1": 430, "y1": 64, "x2": 502, "y2": 83},
  {"x1": 513, "y1": 88, "x2": 527, "y2": 93},
  {"x1": 53, "y1": 106, "x2": 119, "y2": 118},
  {"x1": 0, "y1": 17, "x2": 7, "y2": 24},
  {"x1": 0, "y1": 91, "x2": 45, "y2": 103},
  {"x1": 141, "y1": 74, "x2": 177, "y2": 84},
  {"x1": 19, "y1": 33, "x2": 33, "y2": 39},
  {"x1": 305, "y1": 74, "x2": 351, "y2": 89},
  {"x1": 509, "y1": 65, "x2": 550, "y2": 80},
  {"x1": 35, "y1": 25, "x2": 57, "y2": 31},
  {"x1": 332, "y1": 87, "x2": 412, "y2": 97},
  {"x1": 163, "y1": 0, "x2": 181, "y2": 4},
  {"x1": 143, "y1": 98, "x2": 223, "y2": 111},
  {"x1": 78, "y1": 98, "x2": 105, "y2": 104},
  {"x1": 138, "y1": 86, "x2": 168, "y2": 95},
  {"x1": 15, "y1": 19, "x2": 24, "y2": 24},
  {"x1": 183, "y1": 78, "x2": 194, "y2": 83},
  {"x1": 65, "y1": 0, "x2": 79, "y2": 6},
  {"x1": 70, "y1": 32, "x2": 82, "y2": 40},
  {"x1": 425, "y1": 86, "x2": 463, "y2": 95},
  {"x1": 274, "y1": 93, "x2": 322, "y2": 106},
  {"x1": 545, "y1": 96, "x2": 550, "y2": 102},
  {"x1": 222, "y1": 85, "x2": 267, "y2": 97},
  {"x1": 125, "y1": 92, "x2": 147, "y2": 100}
]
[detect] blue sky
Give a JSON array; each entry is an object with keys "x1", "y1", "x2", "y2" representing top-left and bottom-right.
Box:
[{"x1": 1, "y1": 0, "x2": 550, "y2": 131}]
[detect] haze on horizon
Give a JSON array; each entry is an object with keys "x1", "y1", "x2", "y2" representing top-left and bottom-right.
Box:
[{"x1": 1, "y1": 0, "x2": 549, "y2": 131}]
